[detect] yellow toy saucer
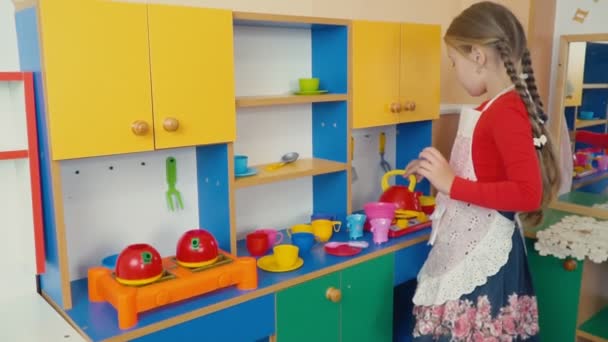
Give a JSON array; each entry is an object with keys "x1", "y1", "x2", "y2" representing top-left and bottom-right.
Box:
[{"x1": 257, "y1": 255, "x2": 304, "y2": 273}]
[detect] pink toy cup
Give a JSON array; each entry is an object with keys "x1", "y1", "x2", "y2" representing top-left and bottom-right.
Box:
[
  {"x1": 370, "y1": 218, "x2": 391, "y2": 245},
  {"x1": 575, "y1": 152, "x2": 589, "y2": 167},
  {"x1": 599, "y1": 156, "x2": 608, "y2": 171},
  {"x1": 255, "y1": 228, "x2": 284, "y2": 246}
]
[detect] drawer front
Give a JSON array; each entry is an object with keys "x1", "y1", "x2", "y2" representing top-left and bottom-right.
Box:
[
  {"x1": 132, "y1": 294, "x2": 274, "y2": 342},
  {"x1": 276, "y1": 272, "x2": 341, "y2": 342},
  {"x1": 393, "y1": 241, "x2": 431, "y2": 286}
]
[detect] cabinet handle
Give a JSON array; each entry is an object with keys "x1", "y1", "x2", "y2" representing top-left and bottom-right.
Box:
[
  {"x1": 326, "y1": 287, "x2": 342, "y2": 303},
  {"x1": 403, "y1": 101, "x2": 417, "y2": 111},
  {"x1": 390, "y1": 102, "x2": 402, "y2": 113},
  {"x1": 563, "y1": 258, "x2": 577, "y2": 272},
  {"x1": 163, "y1": 117, "x2": 180, "y2": 132},
  {"x1": 131, "y1": 120, "x2": 150, "y2": 136}
]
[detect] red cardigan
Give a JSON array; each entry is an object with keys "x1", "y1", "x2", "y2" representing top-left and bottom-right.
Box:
[{"x1": 449, "y1": 91, "x2": 542, "y2": 212}]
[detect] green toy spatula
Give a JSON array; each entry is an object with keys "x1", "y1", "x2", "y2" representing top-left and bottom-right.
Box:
[{"x1": 166, "y1": 156, "x2": 184, "y2": 211}]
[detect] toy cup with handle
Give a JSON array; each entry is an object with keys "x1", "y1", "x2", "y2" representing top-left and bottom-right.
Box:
[{"x1": 311, "y1": 220, "x2": 342, "y2": 242}]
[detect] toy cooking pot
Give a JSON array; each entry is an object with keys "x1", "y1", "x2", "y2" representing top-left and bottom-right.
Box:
[
  {"x1": 379, "y1": 170, "x2": 422, "y2": 212},
  {"x1": 115, "y1": 243, "x2": 164, "y2": 286},
  {"x1": 176, "y1": 229, "x2": 219, "y2": 268}
]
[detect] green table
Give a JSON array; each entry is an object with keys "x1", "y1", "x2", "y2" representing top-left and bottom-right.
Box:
[{"x1": 525, "y1": 206, "x2": 607, "y2": 342}]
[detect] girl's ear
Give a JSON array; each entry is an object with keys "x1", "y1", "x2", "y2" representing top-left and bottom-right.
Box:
[{"x1": 470, "y1": 45, "x2": 487, "y2": 67}]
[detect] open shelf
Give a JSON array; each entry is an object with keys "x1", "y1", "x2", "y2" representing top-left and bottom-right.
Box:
[
  {"x1": 583, "y1": 83, "x2": 608, "y2": 89},
  {"x1": 576, "y1": 119, "x2": 607, "y2": 129},
  {"x1": 573, "y1": 169, "x2": 608, "y2": 190},
  {"x1": 234, "y1": 158, "x2": 347, "y2": 189},
  {"x1": 577, "y1": 306, "x2": 608, "y2": 342},
  {"x1": 236, "y1": 94, "x2": 348, "y2": 108},
  {"x1": 0, "y1": 150, "x2": 28, "y2": 160}
]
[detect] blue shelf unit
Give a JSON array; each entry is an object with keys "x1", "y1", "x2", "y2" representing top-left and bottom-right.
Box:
[
  {"x1": 15, "y1": 6, "x2": 67, "y2": 308},
  {"x1": 396, "y1": 121, "x2": 432, "y2": 195},
  {"x1": 583, "y1": 42, "x2": 608, "y2": 85},
  {"x1": 570, "y1": 42, "x2": 608, "y2": 151}
]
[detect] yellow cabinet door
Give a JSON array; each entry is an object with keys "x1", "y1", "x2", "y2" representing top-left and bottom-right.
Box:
[
  {"x1": 399, "y1": 23, "x2": 441, "y2": 123},
  {"x1": 39, "y1": 0, "x2": 154, "y2": 160},
  {"x1": 148, "y1": 5, "x2": 236, "y2": 149},
  {"x1": 352, "y1": 21, "x2": 401, "y2": 129}
]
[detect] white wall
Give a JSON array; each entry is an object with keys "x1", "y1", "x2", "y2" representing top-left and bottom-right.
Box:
[
  {"x1": 0, "y1": 0, "x2": 18, "y2": 70},
  {"x1": 0, "y1": 0, "x2": 38, "y2": 299}
]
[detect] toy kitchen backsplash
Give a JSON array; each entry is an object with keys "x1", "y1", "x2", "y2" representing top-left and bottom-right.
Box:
[{"x1": 60, "y1": 25, "x2": 399, "y2": 281}]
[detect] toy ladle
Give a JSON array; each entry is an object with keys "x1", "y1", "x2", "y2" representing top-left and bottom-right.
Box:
[{"x1": 266, "y1": 152, "x2": 299, "y2": 171}]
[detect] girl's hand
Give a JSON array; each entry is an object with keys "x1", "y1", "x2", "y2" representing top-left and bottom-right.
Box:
[
  {"x1": 403, "y1": 159, "x2": 425, "y2": 183},
  {"x1": 417, "y1": 147, "x2": 455, "y2": 195}
]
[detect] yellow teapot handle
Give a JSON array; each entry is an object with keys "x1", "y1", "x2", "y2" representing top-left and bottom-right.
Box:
[{"x1": 381, "y1": 170, "x2": 417, "y2": 192}]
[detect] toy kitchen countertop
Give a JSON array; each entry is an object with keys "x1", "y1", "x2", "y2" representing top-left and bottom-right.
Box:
[{"x1": 60, "y1": 227, "x2": 431, "y2": 341}]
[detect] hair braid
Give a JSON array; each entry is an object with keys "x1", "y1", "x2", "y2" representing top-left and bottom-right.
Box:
[
  {"x1": 496, "y1": 40, "x2": 561, "y2": 227},
  {"x1": 495, "y1": 41, "x2": 541, "y2": 133},
  {"x1": 522, "y1": 48, "x2": 548, "y2": 122}
]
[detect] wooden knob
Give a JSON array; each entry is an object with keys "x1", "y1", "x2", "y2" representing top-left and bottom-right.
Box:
[
  {"x1": 403, "y1": 101, "x2": 416, "y2": 111},
  {"x1": 163, "y1": 117, "x2": 179, "y2": 132},
  {"x1": 131, "y1": 120, "x2": 149, "y2": 136},
  {"x1": 390, "y1": 102, "x2": 402, "y2": 113},
  {"x1": 563, "y1": 258, "x2": 577, "y2": 271},
  {"x1": 326, "y1": 287, "x2": 342, "y2": 303}
]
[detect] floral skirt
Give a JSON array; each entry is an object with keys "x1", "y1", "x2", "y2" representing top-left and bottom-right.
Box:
[{"x1": 412, "y1": 229, "x2": 540, "y2": 342}]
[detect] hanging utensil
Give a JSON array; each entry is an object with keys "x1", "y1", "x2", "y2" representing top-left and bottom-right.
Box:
[
  {"x1": 379, "y1": 132, "x2": 392, "y2": 172},
  {"x1": 265, "y1": 152, "x2": 299, "y2": 171},
  {"x1": 165, "y1": 156, "x2": 184, "y2": 211},
  {"x1": 351, "y1": 136, "x2": 358, "y2": 182}
]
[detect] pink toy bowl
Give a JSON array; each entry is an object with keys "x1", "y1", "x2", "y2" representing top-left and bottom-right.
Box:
[{"x1": 364, "y1": 202, "x2": 397, "y2": 220}]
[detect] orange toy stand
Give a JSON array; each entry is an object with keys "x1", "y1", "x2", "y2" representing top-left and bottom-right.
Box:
[{"x1": 88, "y1": 251, "x2": 257, "y2": 330}]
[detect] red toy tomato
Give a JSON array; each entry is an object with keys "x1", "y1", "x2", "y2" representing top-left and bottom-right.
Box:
[
  {"x1": 115, "y1": 243, "x2": 163, "y2": 286},
  {"x1": 176, "y1": 229, "x2": 219, "y2": 268}
]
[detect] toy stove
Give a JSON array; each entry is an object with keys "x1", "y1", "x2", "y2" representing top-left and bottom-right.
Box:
[{"x1": 88, "y1": 250, "x2": 257, "y2": 330}]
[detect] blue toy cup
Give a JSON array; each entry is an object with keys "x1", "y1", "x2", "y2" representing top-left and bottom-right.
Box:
[
  {"x1": 346, "y1": 214, "x2": 366, "y2": 240},
  {"x1": 290, "y1": 232, "x2": 315, "y2": 253},
  {"x1": 234, "y1": 155, "x2": 249, "y2": 174},
  {"x1": 311, "y1": 212, "x2": 336, "y2": 221}
]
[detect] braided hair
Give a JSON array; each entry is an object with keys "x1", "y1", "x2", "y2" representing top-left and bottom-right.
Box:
[{"x1": 445, "y1": 1, "x2": 561, "y2": 227}]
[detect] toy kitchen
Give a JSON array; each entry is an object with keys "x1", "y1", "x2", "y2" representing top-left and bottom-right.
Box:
[{"x1": 13, "y1": 0, "x2": 441, "y2": 341}]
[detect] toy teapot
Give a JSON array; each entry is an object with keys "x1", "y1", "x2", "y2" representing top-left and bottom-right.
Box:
[{"x1": 379, "y1": 170, "x2": 422, "y2": 212}]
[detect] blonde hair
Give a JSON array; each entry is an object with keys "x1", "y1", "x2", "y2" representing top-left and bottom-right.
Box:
[{"x1": 445, "y1": 1, "x2": 560, "y2": 227}]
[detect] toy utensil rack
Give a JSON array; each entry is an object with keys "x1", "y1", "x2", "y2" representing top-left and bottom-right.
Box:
[{"x1": 88, "y1": 250, "x2": 257, "y2": 330}]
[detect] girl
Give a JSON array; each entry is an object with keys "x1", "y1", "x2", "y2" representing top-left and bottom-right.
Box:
[{"x1": 405, "y1": 2, "x2": 561, "y2": 341}]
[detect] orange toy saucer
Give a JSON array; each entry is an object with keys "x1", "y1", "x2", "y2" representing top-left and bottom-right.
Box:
[{"x1": 88, "y1": 250, "x2": 257, "y2": 330}]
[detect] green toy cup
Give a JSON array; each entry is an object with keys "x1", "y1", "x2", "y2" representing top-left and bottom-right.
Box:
[{"x1": 299, "y1": 78, "x2": 319, "y2": 92}]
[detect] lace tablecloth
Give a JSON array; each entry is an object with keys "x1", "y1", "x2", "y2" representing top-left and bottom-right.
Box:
[{"x1": 535, "y1": 215, "x2": 608, "y2": 263}]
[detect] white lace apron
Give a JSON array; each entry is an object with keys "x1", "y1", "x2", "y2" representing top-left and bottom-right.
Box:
[{"x1": 413, "y1": 86, "x2": 517, "y2": 306}]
